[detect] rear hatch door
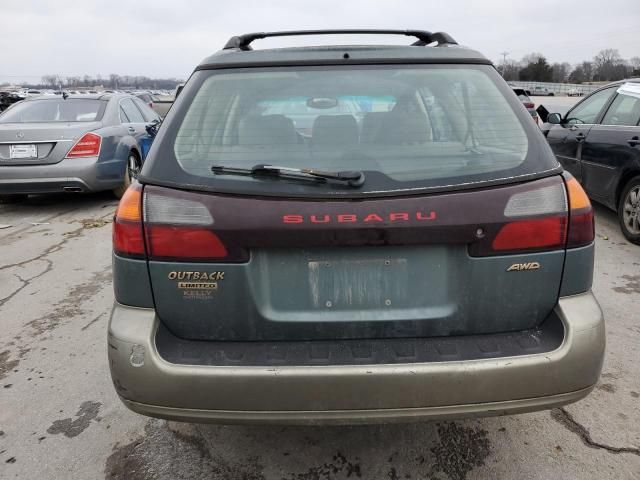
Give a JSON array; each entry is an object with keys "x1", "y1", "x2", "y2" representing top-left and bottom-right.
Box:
[{"x1": 144, "y1": 175, "x2": 568, "y2": 341}]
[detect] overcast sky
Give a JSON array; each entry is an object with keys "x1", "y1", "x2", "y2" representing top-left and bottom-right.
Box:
[{"x1": 2, "y1": 0, "x2": 639, "y2": 84}]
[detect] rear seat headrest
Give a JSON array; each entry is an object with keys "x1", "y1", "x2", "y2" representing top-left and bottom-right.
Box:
[
  {"x1": 373, "y1": 112, "x2": 432, "y2": 144},
  {"x1": 239, "y1": 114, "x2": 298, "y2": 146},
  {"x1": 312, "y1": 115, "x2": 358, "y2": 145}
]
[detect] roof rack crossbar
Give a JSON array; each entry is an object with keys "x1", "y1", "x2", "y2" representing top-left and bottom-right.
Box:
[{"x1": 223, "y1": 29, "x2": 458, "y2": 51}]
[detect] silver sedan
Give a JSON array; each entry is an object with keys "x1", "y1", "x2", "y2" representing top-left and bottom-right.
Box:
[{"x1": 0, "y1": 93, "x2": 160, "y2": 200}]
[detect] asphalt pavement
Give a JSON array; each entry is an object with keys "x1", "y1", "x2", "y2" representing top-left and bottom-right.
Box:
[{"x1": 1, "y1": 154, "x2": 639, "y2": 478}]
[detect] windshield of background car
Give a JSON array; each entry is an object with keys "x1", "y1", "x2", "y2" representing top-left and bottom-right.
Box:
[
  {"x1": 145, "y1": 64, "x2": 555, "y2": 197},
  {"x1": 0, "y1": 99, "x2": 107, "y2": 123}
]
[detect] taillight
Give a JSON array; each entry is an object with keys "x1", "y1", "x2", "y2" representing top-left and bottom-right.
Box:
[
  {"x1": 145, "y1": 226, "x2": 228, "y2": 259},
  {"x1": 472, "y1": 180, "x2": 568, "y2": 256},
  {"x1": 113, "y1": 184, "x2": 145, "y2": 258},
  {"x1": 524, "y1": 102, "x2": 534, "y2": 109},
  {"x1": 492, "y1": 217, "x2": 567, "y2": 251},
  {"x1": 142, "y1": 190, "x2": 241, "y2": 261},
  {"x1": 66, "y1": 132, "x2": 101, "y2": 158},
  {"x1": 565, "y1": 175, "x2": 595, "y2": 247}
]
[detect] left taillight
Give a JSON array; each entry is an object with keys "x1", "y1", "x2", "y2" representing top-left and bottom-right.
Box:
[
  {"x1": 143, "y1": 191, "x2": 234, "y2": 261},
  {"x1": 66, "y1": 132, "x2": 101, "y2": 158},
  {"x1": 113, "y1": 184, "x2": 146, "y2": 258}
]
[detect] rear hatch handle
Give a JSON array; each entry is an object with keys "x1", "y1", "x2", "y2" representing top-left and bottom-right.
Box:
[{"x1": 211, "y1": 164, "x2": 365, "y2": 187}]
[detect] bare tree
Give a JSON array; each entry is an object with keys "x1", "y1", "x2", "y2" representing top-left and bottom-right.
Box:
[
  {"x1": 498, "y1": 59, "x2": 521, "y2": 81},
  {"x1": 521, "y1": 52, "x2": 545, "y2": 66},
  {"x1": 581, "y1": 61, "x2": 594, "y2": 82},
  {"x1": 551, "y1": 62, "x2": 571, "y2": 83},
  {"x1": 109, "y1": 74, "x2": 121, "y2": 89},
  {"x1": 593, "y1": 49, "x2": 622, "y2": 68},
  {"x1": 593, "y1": 49, "x2": 626, "y2": 80},
  {"x1": 41, "y1": 75, "x2": 57, "y2": 87}
]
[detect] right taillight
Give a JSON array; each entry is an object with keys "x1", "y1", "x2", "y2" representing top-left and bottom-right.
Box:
[
  {"x1": 489, "y1": 181, "x2": 568, "y2": 254},
  {"x1": 564, "y1": 175, "x2": 595, "y2": 248},
  {"x1": 66, "y1": 132, "x2": 102, "y2": 158},
  {"x1": 480, "y1": 176, "x2": 594, "y2": 256}
]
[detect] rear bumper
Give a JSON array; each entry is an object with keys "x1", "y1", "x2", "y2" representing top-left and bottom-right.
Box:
[
  {"x1": 108, "y1": 292, "x2": 605, "y2": 424},
  {"x1": 0, "y1": 156, "x2": 124, "y2": 194}
]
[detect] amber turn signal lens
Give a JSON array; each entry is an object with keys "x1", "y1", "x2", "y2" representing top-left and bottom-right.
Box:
[{"x1": 565, "y1": 177, "x2": 591, "y2": 211}]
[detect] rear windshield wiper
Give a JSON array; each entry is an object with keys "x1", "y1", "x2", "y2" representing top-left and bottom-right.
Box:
[{"x1": 211, "y1": 164, "x2": 365, "y2": 187}]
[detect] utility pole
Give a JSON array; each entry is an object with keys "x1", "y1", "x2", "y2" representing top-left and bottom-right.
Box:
[{"x1": 500, "y1": 51, "x2": 509, "y2": 76}]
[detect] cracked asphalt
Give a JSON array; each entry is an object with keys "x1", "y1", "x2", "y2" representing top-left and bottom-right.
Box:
[{"x1": 0, "y1": 192, "x2": 639, "y2": 480}]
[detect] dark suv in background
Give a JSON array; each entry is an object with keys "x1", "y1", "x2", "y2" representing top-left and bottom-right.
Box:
[
  {"x1": 544, "y1": 79, "x2": 640, "y2": 244},
  {"x1": 108, "y1": 30, "x2": 604, "y2": 424}
]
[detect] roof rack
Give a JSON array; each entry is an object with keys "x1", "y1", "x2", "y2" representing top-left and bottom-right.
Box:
[{"x1": 223, "y1": 29, "x2": 458, "y2": 51}]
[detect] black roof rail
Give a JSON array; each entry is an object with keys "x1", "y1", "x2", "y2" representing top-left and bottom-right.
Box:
[{"x1": 223, "y1": 29, "x2": 458, "y2": 51}]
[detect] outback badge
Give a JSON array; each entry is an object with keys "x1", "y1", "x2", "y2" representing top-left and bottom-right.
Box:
[{"x1": 507, "y1": 262, "x2": 541, "y2": 272}]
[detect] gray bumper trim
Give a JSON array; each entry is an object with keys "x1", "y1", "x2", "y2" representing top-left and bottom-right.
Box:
[{"x1": 121, "y1": 386, "x2": 594, "y2": 425}]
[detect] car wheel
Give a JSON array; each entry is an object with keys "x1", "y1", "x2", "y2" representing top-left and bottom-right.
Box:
[
  {"x1": 549, "y1": 93, "x2": 555, "y2": 96},
  {"x1": 0, "y1": 194, "x2": 28, "y2": 204},
  {"x1": 618, "y1": 176, "x2": 640, "y2": 245},
  {"x1": 113, "y1": 152, "x2": 141, "y2": 199}
]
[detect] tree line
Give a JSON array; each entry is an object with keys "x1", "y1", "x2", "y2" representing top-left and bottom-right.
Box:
[
  {"x1": 499, "y1": 49, "x2": 640, "y2": 83},
  {"x1": 29, "y1": 74, "x2": 183, "y2": 90}
]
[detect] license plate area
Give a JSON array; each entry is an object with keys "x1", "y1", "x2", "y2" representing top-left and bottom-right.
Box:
[
  {"x1": 308, "y1": 258, "x2": 408, "y2": 309},
  {"x1": 9, "y1": 144, "x2": 38, "y2": 159}
]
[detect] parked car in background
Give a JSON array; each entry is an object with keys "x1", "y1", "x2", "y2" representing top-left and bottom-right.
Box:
[
  {"x1": 109, "y1": 29, "x2": 603, "y2": 425},
  {"x1": 567, "y1": 87, "x2": 583, "y2": 97},
  {"x1": 0, "y1": 90, "x2": 23, "y2": 112},
  {"x1": 0, "y1": 93, "x2": 160, "y2": 201},
  {"x1": 528, "y1": 86, "x2": 555, "y2": 96},
  {"x1": 135, "y1": 92, "x2": 155, "y2": 109},
  {"x1": 512, "y1": 88, "x2": 539, "y2": 123},
  {"x1": 544, "y1": 79, "x2": 640, "y2": 243}
]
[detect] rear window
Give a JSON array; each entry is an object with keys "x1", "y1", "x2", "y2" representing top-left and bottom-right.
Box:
[
  {"x1": 0, "y1": 99, "x2": 106, "y2": 123},
  {"x1": 145, "y1": 65, "x2": 555, "y2": 197}
]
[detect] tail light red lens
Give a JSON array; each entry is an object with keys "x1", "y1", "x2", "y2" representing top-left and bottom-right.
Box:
[
  {"x1": 66, "y1": 132, "x2": 101, "y2": 158},
  {"x1": 113, "y1": 184, "x2": 145, "y2": 258},
  {"x1": 145, "y1": 225, "x2": 228, "y2": 260},
  {"x1": 492, "y1": 216, "x2": 567, "y2": 252},
  {"x1": 565, "y1": 176, "x2": 595, "y2": 247}
]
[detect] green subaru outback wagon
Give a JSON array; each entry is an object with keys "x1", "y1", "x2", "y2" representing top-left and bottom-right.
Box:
[{"x1": 108, "y1": 30, "x2": 604, "y2": 424}]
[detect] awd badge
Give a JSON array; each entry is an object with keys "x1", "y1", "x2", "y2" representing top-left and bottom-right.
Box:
[{"x1": 506, "y1": 262, "x2": 541, "y2": 272}]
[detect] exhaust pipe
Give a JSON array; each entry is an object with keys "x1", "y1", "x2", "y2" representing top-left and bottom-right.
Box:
[{"x1": 63, "y1": 187, "x2": 83, "y2": 192}]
